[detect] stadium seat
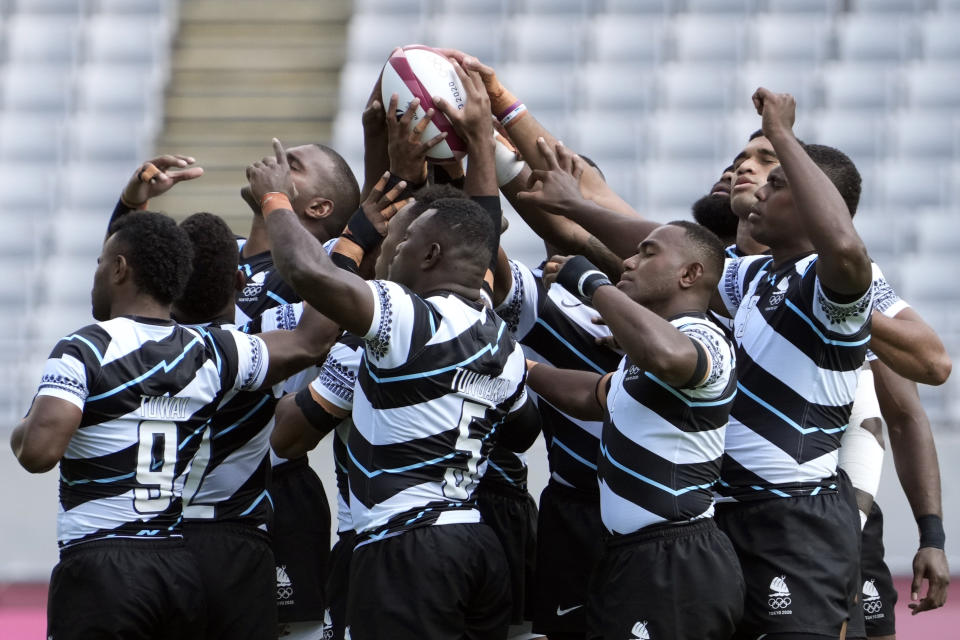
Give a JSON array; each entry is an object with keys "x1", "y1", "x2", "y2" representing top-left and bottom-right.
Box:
[
  {"x1": 0, "y1": 220, "x2": 41, "y2": 262},
  {"x1": 50, "y1": 213, "x2": 108, "y2": 258},
  {"x1": 685, "y1": 0, "x2": 756, "y2": 13},
  {"x1": 353, "y1": 0, "x2": 428, "y2": 15},
  {"x1": 657, "y1": 65, "x2": 737, "y2": 111},
  {"x1": 594, "y1": 160, "x2": 641, "y2": 209},
  {"x1": 41, "y1": 257, "x2": 97, "y2": 307},
  {"x1": 31, "y1": 302, "x2": 94, "y2": 346},
  {"x1": 603, "y1": 0, "x2": 676, "y2": 14},
  {"x1": 648, "y1": 112, "x2": 729, "y2": 162},
  {"x1": 499, "y1": 64, "x2": 576, "y2": 114},
  {"x1": 902, "y1": 62, "x2": 960, "y2": 109},
  {"x1": 59, "y1": 162, "x2": 134, "y2": 210},
  {"x1": 9, "y1": 0, "x2": 84, "y2": 14},
  {"x1": 0, "y1": 64, "x2": 74, "y2": 114},
  {"x1": 888, "y1": 110, "x2": 958, "y2": 158},
  {"x1": 919, "y1": 15, "x2": 960, "y2": 59},
  {"x1": 0, "y1": 115, "x2": 64, "y2": 162},
  {"x1": 508, "y1": 16, "x2": 587, "y2": 64},
  {"x1": 914, "y1": 211, "x2": 958, "y2": 255},
  {"x1": 751, "y1": 16, "x2": 832, "y2": 63},
  {"x1": 854, "y1": 210, "x2": 902, "y2": 263},
  {"x1": 523, "y1": 0, "x2": 593, "y2": 15},
  {"x1": 765, "y1": 0, "x2": 840, "y2": 12},
  {"x1": 346, "y1": 15, "x2": 426, "y2": 64},
  {"x1": 84, "y1": 15, "x2": 170, "y2": 65},
  {"x1": 95, "y1": 0, "x2": 169, "y2": 14},
  {"x1": 576, "y1": 63, "x2": 657, "y2": 113},
  {"x1": 428, "y1": 15, "x2": 505, "y2": 65},
  {"x1": 835, "y1": 14, "x2": 918, "y2": 62},
  {"x1": 588, "y1": 16, "x2": 668, "y2": 65},
  {"x1": 899, "y1": 255, "x2": 960, "y2": 303},
  {"x1": 820, "y1": 64, "x2": 899, "y2": 111},
  {"x1": 66, "y1": 114, "x2": 149, "y2": 163},
  {"x1": 873, "y1": 161, "x2": 948, "y2": 209},
  {"x1": 75, "y1": 64, "x2": 161, "y2": 115},
  {"x1": 810, "y1": 110, "x2": 887, "y2": 163},
  {"x1": 673, "y1": 15, "x2": 748, "y2": 63},
  {"x1": 735, "y1": 62, "x2": 818, "y2": 109},
  {"x1": 435, "y1": 0, "x2": 507, "y2": 16},
  {"x1": 850, "y1": 0, "x2": 929, "y2": 12},
  {"x1": 5, "y1": 16, "x2": 80, "y2": 63},
  {"x1": 0, "y1": 163, "x2": 60, "y2": 213},
  {"x1": 638, "y1": 161, "x2": 720, "y2": 211},
  {"x1": 571, "y1": 113, "x2": 645, "y2": 162}
]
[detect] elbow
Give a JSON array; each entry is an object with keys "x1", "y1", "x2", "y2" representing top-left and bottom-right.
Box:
[
  {"x1": 926, "y1": 354, "x2": 952, "y2": 386},
  {"x1": 17, "y1": 450, "x2": 59, "y2": 474}
]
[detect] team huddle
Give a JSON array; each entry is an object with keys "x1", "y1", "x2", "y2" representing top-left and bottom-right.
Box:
[{"x1": 10, "y1": 47, "x2": 951, "y2": 640}]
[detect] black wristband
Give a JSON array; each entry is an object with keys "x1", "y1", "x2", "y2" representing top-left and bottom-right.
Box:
[
  {"x1": 918, "y1": 514, "x2": 946, "y2": 550},
  {"x1": 331, "y1": 250, "x2": 361, "y2": 274},
  {"x1": 555, "y1": 255, "x2": 613, "y2": 305},
  {"x1": 385, "y1": 171, "x2": 424, "y2": 200},
  {"x1": 294, "y1": 387, "x2": 342, "y2": 437},
  {"x1": 345, "y1": 207, "x2": 384, "y2": 253}
]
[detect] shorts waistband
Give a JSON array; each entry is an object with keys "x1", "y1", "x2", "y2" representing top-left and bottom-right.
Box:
[
  {"x1": 59, "y1": 536, "x2": 185, "y2": 558},
  {"x1": 477, "y1": 479, "x2": 529, "y2": 500},
  {"x1": 272, "y1": 455, "x2": 310, "y2": 474},
  {"x1": 183, "y1": 520, "x2": 271, "y2": 543},
  {"x1": 546, "y1": 479, "x2": 600, "y2": 503},
  {"x1": 604, "y1": 518, "x2": 717, "y2": 548}
]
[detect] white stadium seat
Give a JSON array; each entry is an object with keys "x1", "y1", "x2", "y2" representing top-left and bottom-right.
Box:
[
  {"x1": 0, "y1": 115, "x2": 65, "y2": 162},
  {"x1": 84, "y1": 15, "x2": 169, "y2": 65},
  {"x1": 75, "y1": 64, "x2": 161, "y2": 115},
  {"x1": 648, "y1": 112, "x2": 729, "y2": 162},
  {"x1": 50, "y1": 212, "x2": 109, "y2": 258},
  {"x1": 603, "y1": 0, "x2": 676, "y2": 14},
  {"x1": 673, "y1": 15, "x2": 748, "y2": 63},
  {"x1": 576, "y1": 63, "x2": 657, "y2": 113},
  {"x1": 902, "y1": 62, "x2": 960, "y2": 109},
  {"x1": 810, "y1": 110, "x2": 887, "y2": 163},
  {"x1": 346, "y1": 15, "x2": 426, "y2": 64},
  {"x1": 353, "y1": 0, "x2": 428, "y2": 16},
  {"x1": 657, "y1": 65, "x2": 738, "y2": 111},
  {"x1": 0, "y1": 163, "x2": 60, "y2": 213},
  {"x1": 571, "y1": 114, "x2": 645, "y2": 162},
  {"x1": 523, "y1": 0, "x2": 594, "y2": 15},
  {"x1": 835, "y1": 14, "x2": 917, "y2": 62},
  {"x1": 435, "y1": 0, "x2": 508, "y2": 16},
  {"x1": 764, "y1": 0, "x2": 840, "y2": 13},
  {"x1": 499, "y1": 64, "x2": 576, "y2": 114},
  {"x1": 873, "y1": 161, "x2": 949, "y2": 209},
  {"x1": 751, "y1": 16, "x2": 831, "y2": 63},
  {"x1": 428, "y1": 15, "x2": 505, "y2": 65},
  {"x1": 820, "y1": 64, "x2": 899, "y2": 110},
  {"x1": 888, "y1": 110, "x2": 959, "y2": 158},
  {"x1": 66, "y1": 114, "x2": 149, "y2": 163},
  {"x1": 1, "y1": 64, "x2": 74, "y2": 114},
  {"x1": 508, "y1": 16, "x2": 587, "y2": 64},
  {"x1": 919, "y1": 16, "x2": 960, "y2": 59},
  {"x1": 686, "y1": 0, "x2": 756, "y2": 13},
  {"x1": 850, "y1": 0, "x2": 929, "y2": 12},
  {"x1": 59, "y1": 161, "x2": 133, "y2": 210},
  {"x1": 588, "y1": 16, "x2": 669, "y2": 65},
  {"x1": 5, "y1": 16, "x2": 80, "y2": 63}
]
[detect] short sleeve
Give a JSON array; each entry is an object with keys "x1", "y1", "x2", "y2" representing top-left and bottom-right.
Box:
[
  {"x1": 494, "y1": 259, "x2": 541, "y2": 339},
  {"x1": 229, "y1": 331, "x2": 269, "y2": 392},
  {"x1": 870, "y1": 262, "x2": 908, "y2": 319},
  {"x1": 310, "y1": 339, "x2": 363, "y2": 412},
  {"x1": 678, "y1": 322, "x2": 735, "y2": 399},
  {"x1": 811, "y1": 276, "x2": 874, "y2": 336},
  {"x1": 363, "y1": 280, "x2": 433, "y2": 370},
  {"x1": 36, "y1": 344, "x2": 92, "y2": 409}
]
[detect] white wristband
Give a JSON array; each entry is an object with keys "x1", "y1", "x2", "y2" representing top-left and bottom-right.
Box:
[{"x1": 494, "y1": 135, "x2": 525, "y2": 187}]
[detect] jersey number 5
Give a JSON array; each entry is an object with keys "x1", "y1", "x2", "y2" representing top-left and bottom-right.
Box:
[
  {"x1": 134, "y1": 420, "x2": 178, "y2": 514},
  {"x1": 441, "y1": 400, "x2": 486, "y2": 501}
]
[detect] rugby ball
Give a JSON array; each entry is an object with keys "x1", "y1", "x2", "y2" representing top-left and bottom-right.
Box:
[{"x1": 380, "y1": 45, "x2": 467, "y2": 161}]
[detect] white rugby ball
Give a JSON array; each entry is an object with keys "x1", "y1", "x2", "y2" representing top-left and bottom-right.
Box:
[{"x1": 380, "y1": 45, "x2": 467, "y2": 161}]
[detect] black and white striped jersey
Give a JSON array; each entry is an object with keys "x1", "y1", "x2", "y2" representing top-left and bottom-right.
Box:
[
  {"x1": 180, "y1": 304, "x2": 310, "y2": 529},
  {"x1": 35, "y1": 316, "x2": 268, "y2": 549},
  {"x1": 496, "y1": 259, "x2": 622, "y2": 493},
  {"x1": 717, "y1": 253, "x2": 873, "y2": 500},
  {"x1": 308, "y1": 333, "x2": 366, "y2": 533},
  {"x1": 349, "y1": 280, "x2": 528, "y2": 546},
  {"x1": 599, "y1": 314, "x2": 737, "y2": 534}
]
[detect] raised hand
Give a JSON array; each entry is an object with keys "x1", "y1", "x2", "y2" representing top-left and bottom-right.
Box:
[
  {"x1": 360, "y1": 171, "x2": 410, "y2": 236},
  {"x1": 435, "y1": 48, "x2": 513, "y2": 116},
  {"x1": 120, "y1": 154, "x2": 203, "y2": 207},
  {"x1": 385, "y1": 93, "x2": 447, "y2": 184},
  {"x1": 751, "y1": 87, "x2": 796, "y2": 141},
  {"x1": 515, "y1": 138, "x2": 587, "y2": 217},
  {"x1": 432, "y1": 60, "x2": 494, "y2": 150},
  {"x1": 246, "y1": 138, "x2": 298, "y2": 204}
]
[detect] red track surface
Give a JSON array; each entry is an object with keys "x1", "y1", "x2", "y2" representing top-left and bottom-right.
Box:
[{"x1": 1, "y1": 577, "x2": 957, "y2": 638}]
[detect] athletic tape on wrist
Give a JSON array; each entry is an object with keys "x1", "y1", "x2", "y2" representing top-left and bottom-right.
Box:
[
  {"x1": 918, "y1": 514, "x2": 946, "y2": 550},
  {"x1": 500, "y1": 103, "x2": 527, "y2": 127},
  {"x1": 489, "y1": 87, "x2": 519, "y2": 118},
  {"x1": 494, "y1": 136, "x2": 525, "y2": 186},
  {"x1": 345, "y1": 207, "x2": 385, "y2": 253},
  {"x1": 260, "y1": 192, "x2": 292, "y2": 217},
  {"x1": 556, "y1": 256, "x2": 612, "y2": 305}
]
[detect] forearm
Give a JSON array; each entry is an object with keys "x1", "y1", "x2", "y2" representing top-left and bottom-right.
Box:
[
  {"x1": 526, "y1": 363, "x2": 603, "y2": 421},
  {"x1": 264, "y1": 210, "x2": 341, "y2": 307},
  {"x1": 873, "y1": 360, "x2": 943, "y2": 520},
  {"x1": 560, "y1": 199, "x2": 656, "y2": 260},
  {"x1": 242, "y1": 213, "x2": 271, "y2": 258},
  {"x1": 591, "y1": 286, "x2": 695, "y2": 386},
  {"x1": 769, "y1": 130, "x2": 871, "y2": 293},
  {"x1": 271, "y1": 393, "x2": 325, "y2": 459},
  {"x1": 464, "y1": 136, "x2": 498, "y2": 198},
  {"x1": 870, "y1": 310, "x2": 951, "y2": 385},
  {"x1": 362, "y1": 138, "x2": 390, "y2": 201}
]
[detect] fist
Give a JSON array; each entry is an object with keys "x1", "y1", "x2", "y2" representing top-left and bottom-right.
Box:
[
  {"x1": 246, "y1": 138, "x2": 297, "y2": 203},
  {"x1": 751, "y1": 87, "x2": 796, "y2": 140}
]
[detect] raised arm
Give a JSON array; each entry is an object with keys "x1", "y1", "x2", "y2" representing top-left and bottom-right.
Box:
[
  {"x1": 526, "y1": 361, "x2": 607, "y2": 422},
  {"x1": 871, "y1": 359, "x2": 949, "y2": 614},
  {"x1": 246, "y1": 139, "x2": 376, "y2": 337},
  {"x1": 870, "y1": 307, "x2": 951, "y2": 386},
  {"x1": 108, "y1": 154, "x2": 204, "y2": 234},
  {"x1": 256, "y1": 303, "x2": 340, "y2": 388},
  {"x1": 754, "y1": 88, "x2": 871, "y2": 296}
]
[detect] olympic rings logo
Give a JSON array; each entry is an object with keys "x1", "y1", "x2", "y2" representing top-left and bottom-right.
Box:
[
  {"x1": 863, "y1": 600, "x2": 883, "y2": 614},
  {"x1": 277, "y1": 586, "x2": 294, "y2": 600},
  {"x1": 768, "y1": 596, "x2": 792, "y2": 609}
]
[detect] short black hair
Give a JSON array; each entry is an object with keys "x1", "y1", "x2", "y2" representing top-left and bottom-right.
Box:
[
  {"x1": 313, "y1": 143, "x2": 361, "y2": 231},
  {"x1": 691, "y1": 193, "x2": 738, "y2": 243},
  {"x1": 749, "y1": 129, "x2": 764, "y2": 141},
  {"x1": 801, "y1": 143, "x2": 862, "y2": 217},
  {"x1": 107, "y1": 211, "x2": 194, "y2": 305},
  {"x1": 429, "y1": 197, "x2": 496, "y2": 271},
  {"x1": 408, "y1": 183, "x2": 467, "y2": 218},
  {"x1": 175, "y1": 212, "x2": 239, "y2": 322},
  {"x1": 667, "y1": 220, "x2": 726, "y2": 288}
]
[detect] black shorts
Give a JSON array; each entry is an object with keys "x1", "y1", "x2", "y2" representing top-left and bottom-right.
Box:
[
  {"x1": 346, "y1": 523, "x2": 511, "y2": 639},
  {"x1": 324, "y1": 529, "x2": 356, "y2": 640},
  {"x1": 185, "y1": 521, "x2": 277, "y2": 640},
  {"x1": 586, "y1": 519, "x2": 744, "y2": 640},
  {"x1": 860, "y1": 502, "x2": 897, "y2": 637},
  {"x1": 271, "y1": 457, "x2": 332, "y2": 623},
  {"x1": 48, "y1": 538, "x2": 205, "y2": 640},
  {"x1": 715, "y1": 490, "x2": 860, "y2": 639},
  {"x1": 531, "y1": 481, "x2": 604, "y2": 636},
  {"x1": 476, "y1": 484, "x2": 538, "y2": 624}
]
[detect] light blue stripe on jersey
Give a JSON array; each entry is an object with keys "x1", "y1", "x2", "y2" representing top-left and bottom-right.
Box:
[
  {"x1": 213, "y1": 395, "x2": 272, "y2": 440},
  {"x1": 63, "y1": 334, "x2": 105, "y2": 364},
  {"x1": 346, "y1": 445, "x2": 458, "y2": 478},
  {"x1": 534, "y1": 317, "x2": 606, "y2": 374},
  {"x1": 736, "y1": 383, "x2": 847, "y2": 435},
  {"x1": 266, "y1": 291, "x2": 289, "y2": 305},
  {"x1": 86, "y1": 336, "x2": 204, "y2": 401},
  {"x1": 644, "y1": 372, "x2": 738, "y2": 407},
  {"x1": 784, "y1": 300, "x2": 872, "y2": 347},
  {"x1": 195, "y1": 327, "x2": 222, "y2": 374},
  {"x1": 60, "y1": 471, "x2": 135, "y2": 486},
  {"x1": 552, "y1": 436, "x2": 598, "y2": 471},
  {"x1": 363, "y1": 322, "x2": 507, "y2": 383},
  {"x1": 600, "y1": 442, "x2": 717, "y2": 496},
  {"x1": 239, "y1": 490, "x2": 273, "y2": 517},
  {"x1": 486, "y1": 459, "x2": 516, "y2": 485}
]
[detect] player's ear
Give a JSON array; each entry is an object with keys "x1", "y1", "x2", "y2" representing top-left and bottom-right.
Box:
[
  {"x1": 233, "y1": 269, "x2": 246, "y2": 292},
  {"x1": 679, "y1": 262, "x2": 703, "y2": 289},
  {"x1": 422, "y1": 242, "x2": 442, "y2": 270},
  {"x1": 112, "y1": 254, "x2": 130, "y2": 284},
  {"x1": 303, "y1": 197, "x2": 334, "y2": 220}
]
